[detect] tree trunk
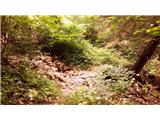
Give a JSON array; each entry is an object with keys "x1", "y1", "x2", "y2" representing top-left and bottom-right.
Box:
[{"x1": 132, "y1": 37, "x2": 160, "y2": 74}]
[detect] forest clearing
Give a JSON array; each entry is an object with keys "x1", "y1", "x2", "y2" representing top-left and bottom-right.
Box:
[{"x1": 1, "y1": 16, "x2": 160, "y2": 104}]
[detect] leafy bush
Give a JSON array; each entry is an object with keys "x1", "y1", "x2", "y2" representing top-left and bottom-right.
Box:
[
  {"x1": 1, "y1": 64, "x2": 61, "y2": 104},
  {"x1": 103, "y1": 65, "x2": 135, "y2": 92},
  {"x1": 146, "y1": 20, "x2": 160, "y2": 36},
  {"x1": 144, "y1": 57, "x2": 160, "y2": 76},
  {"x1": 42, "y1": 38, "x2": 103, "y2": 67},
  {"x1": 1, "y1": 16, "x2": 37, "y2": 57},
  {"x1": 42, "y1": 36, "x2": 130, "y2": 68}
]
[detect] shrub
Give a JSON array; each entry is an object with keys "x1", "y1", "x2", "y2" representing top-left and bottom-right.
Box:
[
  {"x1": 42, "y1": 38, "x2": 98, "y2": 67},
  {"x1": 42, "y1": 37, "x2": 129, "y2": 68},
  {"x1": 1, "y1": 64, "x2": 61, "y2": 104},
  {"x1": 103, "y1": 65, "x2": 135, "y2": 92}
]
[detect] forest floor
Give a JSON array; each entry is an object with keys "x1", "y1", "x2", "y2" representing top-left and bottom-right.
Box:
[
  {"x1": 28, "y1": 55, "x2": 160, "y2": 104},
  {"x1": 6, "y1": 54, "x2": 160, "y2": 104},
  {"x1": 30, "y1": 55, "x2": 110, "y2": 95}
]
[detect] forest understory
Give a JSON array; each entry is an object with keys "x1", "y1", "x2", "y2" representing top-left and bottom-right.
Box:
[
  {"x1": 1, "y1": 16, "x2": 160, "y2": 105},
  {"x1": 29, "y1": 54, "x2": 160, "y2": 105}
]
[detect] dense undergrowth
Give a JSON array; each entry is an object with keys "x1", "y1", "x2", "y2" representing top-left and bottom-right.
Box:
[
  {"x1": 0, "y1": 54, "x2": 133, "y2": 105},
  {"x1": 1, "y1": 16, "x2": 160, "y2": 105},
  {"x1": 1, "y1": 64, "x2": 61, "y2": 104},
  {"x1": 42, "y1": 38, "x2": 130, "y2": 68}
]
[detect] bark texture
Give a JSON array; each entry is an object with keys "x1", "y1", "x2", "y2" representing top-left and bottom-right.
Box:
[{"x1": 132, "y1": 37, "x2": 160, "y2": 74}]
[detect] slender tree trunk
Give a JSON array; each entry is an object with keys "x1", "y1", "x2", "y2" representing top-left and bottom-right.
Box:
[
  {"x1": 131, "y1": 37, "x2": 160, "y2": 85},
  {"x1": 132, "y1": 37, "x2": 160, "y2": 74}
]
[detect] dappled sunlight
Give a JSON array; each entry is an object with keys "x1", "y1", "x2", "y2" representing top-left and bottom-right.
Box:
[{"x1": 1, "y1": 16, "x2": 160, "y2": 105}]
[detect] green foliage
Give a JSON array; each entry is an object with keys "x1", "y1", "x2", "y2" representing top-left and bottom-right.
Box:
[
  {"x1": 69, "y1": 16, "x2": 101, "y2": 45},
  {"x1": 1, "y1": 16, "x2": 37, "y2": 57},
  {"x1": 144, "y1": 57, "x2": 160, "y2": 76},
  {"x1": 43, "y1": 38, "x2": 95, "y2": 67},
  {"x1": 42, "y1": 37, "x2": 128, "y2": 67},
  {"x1": 1, "y1": 16, "x2": 63, "y2": 58},
  {"x1": 103, "y1": 65, "x2": 135, "y2": 92},
  {"x1": 32, "y1": 16, "x2": 62, "y2": 37},
  {"x1": 40, "y1": 16, "x2": 130, "y2": 67},
  {"x1": 60, "y1": 85, "x2": 110, "y2": 105},
  {"x1": 1, "y1": 15, "x2": 160, "y2": 105},
  {"x1": 1, "y1": 64, "x2": 61, "y2": 104},
  {"x1": 146, "y1": 24, "x2": 160, "y2": 36}
]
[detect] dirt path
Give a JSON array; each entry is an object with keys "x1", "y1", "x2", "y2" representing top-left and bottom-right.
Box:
[
  {"x1": 61, "y1": 64, "x2": 111, "y2": 94},
  {"x1": 30, "y1": 55, "x2": 111, "y2": 94}
]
